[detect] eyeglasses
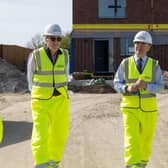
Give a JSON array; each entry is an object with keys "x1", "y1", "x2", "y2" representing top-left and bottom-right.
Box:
[{"x1": 47, "y1": 36, "x2": 62, "y2": 42}]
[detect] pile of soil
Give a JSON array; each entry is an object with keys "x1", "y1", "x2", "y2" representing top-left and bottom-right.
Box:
[{"x1": 0, "y1": 58, "x2": 28, "y2": 93}]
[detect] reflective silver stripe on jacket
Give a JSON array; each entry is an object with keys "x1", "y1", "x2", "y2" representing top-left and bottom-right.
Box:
[
  {"x1": 62, "y1": 49, "x2": 68, "y2": 73},
  {"x1": 123, "y1": 57, "x2": 158, "y2": 98},
  {"x1": 123, "y1": 57, "x2": 129, "y2": 81},
  {"x1": 34, "y1": 70, "x2": 65, "y2": 75},
  {"x1": 123, "y1": 57, "x2": 158, "y2": 83},
  {"x1": 35, "y1": 49, "x2": 41, "y2": 71},
  {"x1": 33, "y1": 82, "x2": 67, "y2": 87},
  {"x1": 35, "y1": 48, "x2": 68, "y2": 74},
  {"x1": 33, "y1": 48, "x2": 68, "y2": 87},
  {"x1": 152, "y1": 59, "x2": 157, "y2": 82},
  {"x1": 126, "y1": 163, "x2": 146, "y2": 168},
  {"x1": 35, "y1": 162, "x2": 49, "y2": 168},
  {"x1": 123, "y1": 92, "x2": 156, "y2": 98},
  {"x1": 63, "y1": 49, "x2": 68, "y2": 65}
]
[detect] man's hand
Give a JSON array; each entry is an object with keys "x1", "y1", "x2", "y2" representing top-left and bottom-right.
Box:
[
  {"x1": 126, "y1": 79, "x2": 147, "y2": 93},
  {"x1": 127, "y1": 84, "x2": 139, "y2": 93},
  {"x1": 135, "y1": 79, "x2": 147, "y2": 89}
]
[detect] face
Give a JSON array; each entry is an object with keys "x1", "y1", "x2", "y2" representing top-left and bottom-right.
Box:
[
  {"x1": 45, "y1": 36, "x2": 62, "y2": 53},
  {"x1": 134, "y1": 42, "x2": 151, "y2": 58}
]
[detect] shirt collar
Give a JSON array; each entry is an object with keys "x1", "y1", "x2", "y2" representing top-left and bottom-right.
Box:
[
  {"x1": 44, "y1": 47, "x2": 62, "y2": 57},
  {"x1": 134, "y1": 54, "x2": 147, "y2": 63}
]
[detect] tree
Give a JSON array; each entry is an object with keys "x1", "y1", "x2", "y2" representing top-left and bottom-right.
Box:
[
  {"x1": 60, "y1": 32, "x2": 71, "y2": 50},
  {"x1": 26, "y1": 33, "x2": 44, "y2": 49}
]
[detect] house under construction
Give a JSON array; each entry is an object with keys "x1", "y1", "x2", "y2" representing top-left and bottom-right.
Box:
[{"x1": 71, "y1": 0, "x2": 168, "y2": 77}]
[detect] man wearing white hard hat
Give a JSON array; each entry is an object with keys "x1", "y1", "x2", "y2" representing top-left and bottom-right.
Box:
[
  {"x1": 114, "y1": 31, "x2": 164, "y2": 168},
  {"x1": 27, "y1": 24, "x2": 70, "y2": 168}
]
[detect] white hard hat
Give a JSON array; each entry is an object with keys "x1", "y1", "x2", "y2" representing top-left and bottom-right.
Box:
[
  {"x1": 133, "y1": 31, "x2": 152, "y2": 44},
  {"x1": 43, "y1": 24, "x2": 63, "y2": 36}
]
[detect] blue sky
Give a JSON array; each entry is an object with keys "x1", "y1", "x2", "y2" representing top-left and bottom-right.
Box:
[{"x1": 0, "y1": 0, "x2": 72, "y2": 47}]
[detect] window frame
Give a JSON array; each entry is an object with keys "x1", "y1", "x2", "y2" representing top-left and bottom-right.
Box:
[
  {"x1": 120, "y1": 38, "x2": 134, "y2": 57},
  {"x1": 98, "y1": 0, "x2": 127, "y2": 19}
]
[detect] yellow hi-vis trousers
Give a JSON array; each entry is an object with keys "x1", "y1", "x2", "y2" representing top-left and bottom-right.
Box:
[
  {"x1": 121, "y1": 108, "x2": 157, "y2": 167},
  {"x1": 0, "y1": 114, "x2": 3, "y2": 143},
  {"x1": 31, "y1": 95, "x2": 69, "y2": 165}
]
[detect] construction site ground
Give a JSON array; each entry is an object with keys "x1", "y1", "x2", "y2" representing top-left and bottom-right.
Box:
[{"x1": 0, "y1": 91, "x2": 168, "y2": 168}]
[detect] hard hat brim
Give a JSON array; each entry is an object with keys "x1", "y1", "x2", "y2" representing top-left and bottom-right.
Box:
[
  {"x1": 43, "y1": 32, "x2": 63, "y2": 37},
  {"x1": 133, "y1": 39, "x2": 152, "y2": 45}
]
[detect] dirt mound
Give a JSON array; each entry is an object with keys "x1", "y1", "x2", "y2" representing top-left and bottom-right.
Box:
[{"x1": 0, "y1": 58, "x2": 28, "y2": 93}]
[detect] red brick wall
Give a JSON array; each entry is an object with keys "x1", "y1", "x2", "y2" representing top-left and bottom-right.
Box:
[
  {"x1": 73, "y1": 0, "x2": 168, "y2": 24},
  {"x1": 72, "y1": 38, "x2": 93, "y2": 72}
]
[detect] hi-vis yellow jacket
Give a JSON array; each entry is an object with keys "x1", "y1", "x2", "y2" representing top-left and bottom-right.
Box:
[
  {"x1": 121, "y1": 56, "x2": 158, "y2": 112},
  {"x1": 0, "y1": 114, "x2": 3, "y2": 143},
  {"x1": 31, "y1": 47, "x2": 69, "y2": 99}
]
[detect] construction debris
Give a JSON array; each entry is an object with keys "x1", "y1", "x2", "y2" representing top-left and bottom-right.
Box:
[
  {"x1": 68, "y1": 78, "x2": 116, "y2": 93},
  {"x1": 0, "y1": 58, "x2": 28, "y2": 93}
]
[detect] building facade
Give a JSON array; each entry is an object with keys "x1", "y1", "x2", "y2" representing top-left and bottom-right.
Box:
[{"x1": 71, "y1": 0, "x2": 168, "y2": 76}]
